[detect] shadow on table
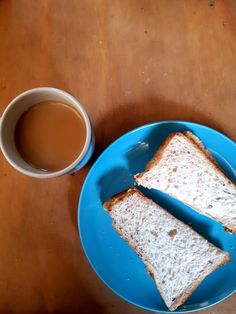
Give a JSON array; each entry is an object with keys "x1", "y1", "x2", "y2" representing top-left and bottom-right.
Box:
[
  {"x1": 67, "y1": 165, "x2": 91, "y2": 232},
  {"x1": 93, "y1": 95, "x2": 225, "y2": 160}
]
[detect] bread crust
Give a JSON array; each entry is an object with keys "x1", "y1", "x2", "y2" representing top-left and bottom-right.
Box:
[
  {"x1": 184, "y1": 131, "x2": 235, "y2": 184},
  {"x1": 135, "y1": 131, "x2": 236, "y2": 234},
  {"x1": 103, "y1": 187, "x2": 138, "y2": 212},
  {"x1": 168, "y1": 253, "x2": 231, "y2": 310},
  {"x1": 184, "y1": 131, "x2": 216, "y2": 163},
  {"x1": 103, "y1": 188, "x2": 231, "y2": 311},
  {"x1": 147, "y1": 133, "x2": 178, "y2": 171}
]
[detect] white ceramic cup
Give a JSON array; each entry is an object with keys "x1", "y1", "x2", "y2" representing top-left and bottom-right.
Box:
[{"x1": 0, "y1": 87, "x2": 94, "y2": 178}]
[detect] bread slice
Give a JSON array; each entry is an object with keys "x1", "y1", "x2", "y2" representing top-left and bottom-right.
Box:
[
  {"x1": 103, "y1": 187, "x2": 230, "y2": 311},
  {"x1": 135, "y1": 131, "x2": 236, "y2": 233}
]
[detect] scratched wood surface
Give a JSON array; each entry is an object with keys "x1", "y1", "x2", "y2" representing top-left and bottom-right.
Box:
[{"x1": 0, "y1": 0, "x2": 235, "y2": 313}]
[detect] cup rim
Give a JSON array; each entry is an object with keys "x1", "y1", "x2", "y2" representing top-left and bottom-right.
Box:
[{"x1": 0, "y1": 87, "x2": 92, "y2": 178}]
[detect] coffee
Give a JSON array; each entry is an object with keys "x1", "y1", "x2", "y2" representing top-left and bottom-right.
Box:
[{"x1": 15, "y1": 101, "x2": 87, "y2": 171}]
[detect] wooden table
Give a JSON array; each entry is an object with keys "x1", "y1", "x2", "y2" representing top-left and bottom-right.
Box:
[{"x1": 0, "y1": 1, "x2": 235, "y2": 313}]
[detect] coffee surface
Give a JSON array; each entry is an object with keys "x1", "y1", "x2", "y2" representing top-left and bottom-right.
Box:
[{"x1": 15, "y1": 101, "x2": 87, "y2": 171}]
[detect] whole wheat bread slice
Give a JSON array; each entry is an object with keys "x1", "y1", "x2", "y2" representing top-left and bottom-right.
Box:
[
  {"x1": 135, "y1": 131, "x2": 236, "y2": 233},
  {"x1": 103, "y1": 187, "x2": 230, "y2": 311}
]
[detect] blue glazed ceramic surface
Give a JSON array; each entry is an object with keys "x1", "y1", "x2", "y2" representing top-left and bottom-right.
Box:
[{"x1": 78, "y1": 121, "x2": 236, "y2": 313}]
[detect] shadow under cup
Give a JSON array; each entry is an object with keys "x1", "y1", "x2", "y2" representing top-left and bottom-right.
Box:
[{"x1": 0, "y1": 88, "x2": 94, "y2": 178}]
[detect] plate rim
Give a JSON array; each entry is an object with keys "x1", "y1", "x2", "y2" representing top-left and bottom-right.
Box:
[{"x1": 78, "y1": 120, "x2": 236, "y2": 313}]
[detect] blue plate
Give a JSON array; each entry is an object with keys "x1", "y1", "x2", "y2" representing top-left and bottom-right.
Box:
[{"x1": 78, "y1": 121, "x2": 236, "y2": 313}]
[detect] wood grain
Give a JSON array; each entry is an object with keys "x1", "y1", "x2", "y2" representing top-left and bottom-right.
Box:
[{"x1": 0, "y1": 0, "x2": 235, "y2": 313}]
